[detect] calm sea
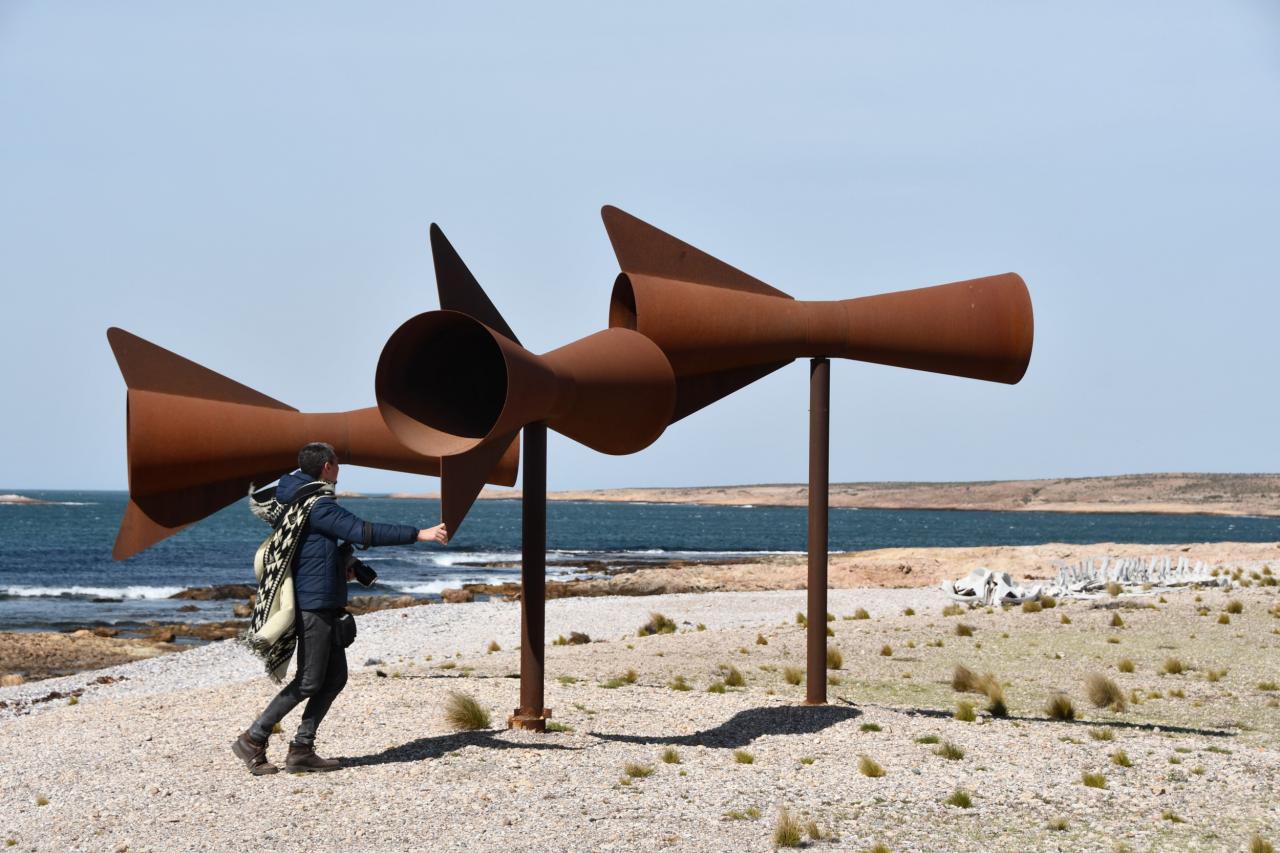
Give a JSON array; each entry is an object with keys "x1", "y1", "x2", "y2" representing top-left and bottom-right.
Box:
[{"x1": 1, "y1": 490, "x2": 1276, "y2": 632}]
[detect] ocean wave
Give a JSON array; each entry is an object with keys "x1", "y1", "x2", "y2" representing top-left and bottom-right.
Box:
[
  {"x1": 1, "y1": 585, "x2": 186, "y2": 600},
  {"x1": 429, "y1": 551, "x2": 523, "y2": 567}
]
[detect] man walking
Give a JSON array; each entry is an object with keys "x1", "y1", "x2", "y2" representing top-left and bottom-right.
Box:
[{"x1": 233, "y1": 442, "x2": 448, "y2": 775}]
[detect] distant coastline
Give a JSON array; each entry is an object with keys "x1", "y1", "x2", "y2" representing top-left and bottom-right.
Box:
[{"x1": 387, "y1": 472, "x2": 1280, "y2": 518}]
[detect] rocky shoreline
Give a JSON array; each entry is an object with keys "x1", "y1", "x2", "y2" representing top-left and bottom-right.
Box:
[{"x1": 5, "y1": 541, "x2": 1278, "y2": 688}]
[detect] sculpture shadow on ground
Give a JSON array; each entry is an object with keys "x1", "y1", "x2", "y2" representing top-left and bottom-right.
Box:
[
  {"x1": 590, "y1": 704, "x2": 862, "y2": 749},
  {"x1": 339, "y1": 729, "x2": 580, "y2": 768},
  {"x1": 897, "y1": 706, "x2": 1234, "y2": 739}
]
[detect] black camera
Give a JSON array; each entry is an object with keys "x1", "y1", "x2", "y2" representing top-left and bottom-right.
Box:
[{"x1": 339, "y1": 543, "x2": 378, "y2": 588}]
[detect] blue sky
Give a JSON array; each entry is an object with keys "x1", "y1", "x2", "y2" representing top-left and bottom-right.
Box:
[{"x1": 2, "y1": 2, "x2": 1278, "y2": 493}]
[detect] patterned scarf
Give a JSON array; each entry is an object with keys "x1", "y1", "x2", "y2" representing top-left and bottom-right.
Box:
[{"x1": 238, "y1": 479, "x2": 334, "y2": 682}]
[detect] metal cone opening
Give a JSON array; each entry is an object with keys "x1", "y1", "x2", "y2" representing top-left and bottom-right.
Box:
[{"x1": 376, "y1": 311, "x2": 509, "y2": 456}]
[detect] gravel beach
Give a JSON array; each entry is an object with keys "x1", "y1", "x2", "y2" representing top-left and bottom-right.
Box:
[{"x1": 2, "y1": 584, "x2": 1279, "y2": 851}]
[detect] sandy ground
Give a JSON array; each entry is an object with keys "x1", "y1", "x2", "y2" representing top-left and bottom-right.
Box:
[{"x1": 2, "y1": 581, "x2": 1279, "y2": 852}]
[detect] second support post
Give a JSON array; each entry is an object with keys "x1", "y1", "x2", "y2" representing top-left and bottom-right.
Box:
[
  {"x1": 510, "y1": 423, "x2": 550, "y2": 730},
  {"x1": 806, "y1": 358, "x2": 830, "y2": 705}
]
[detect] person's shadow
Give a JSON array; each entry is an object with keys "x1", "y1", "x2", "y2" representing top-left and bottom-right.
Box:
[
  {"x1": 339, "y1": 730, "x2": 579, "y2": 768},
  {"x1": 591, "y1": 703, "x2": 861, "y2": 749}
]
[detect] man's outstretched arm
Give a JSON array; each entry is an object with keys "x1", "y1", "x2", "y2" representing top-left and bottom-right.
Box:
[{"x1": 310, "y1": 499, "x2": 444, "y2": 546}]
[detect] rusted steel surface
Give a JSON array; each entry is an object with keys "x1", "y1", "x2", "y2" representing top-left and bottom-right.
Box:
[
  {"x1": 602, "y1": 205, "x2": 1034, "y2": 711},
  {"x1": 375, "y1": 226, "x2": 676, "y2": 535},
  {"x1": 805, "y1": 358, "x2": 830, "y2": 706},
  {"x1": 603, "y1": 205, "x2": 1034, "y2": 393},
  {"x1": 509, "y1": 423, "x2": 551, "y2": 732},
  {"x1": 107, "y1": 327, "x2": 517, "y2": 560}
]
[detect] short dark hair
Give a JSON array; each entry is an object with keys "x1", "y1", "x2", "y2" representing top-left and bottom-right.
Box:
[{"x1": 298, "y1": 442, "x2": 337, "y2": 478}]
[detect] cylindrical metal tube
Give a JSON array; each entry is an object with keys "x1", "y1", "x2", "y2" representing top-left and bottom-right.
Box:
[
  {"x1": 515, "y1": 424, "x2": 548, "y2": 729},
  {"x1": 806, "y1": 358, "x2": 830, "y2": 705}
]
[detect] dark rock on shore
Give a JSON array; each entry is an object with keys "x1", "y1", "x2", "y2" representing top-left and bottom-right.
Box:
[
  {"x1": 347, "y1": 595, "x2": 428, "y2": 615},
  {"x1": 170, "y1": 584, "x2": 256, "y2": 601}
]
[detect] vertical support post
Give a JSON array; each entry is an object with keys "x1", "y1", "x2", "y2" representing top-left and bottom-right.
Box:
[
  {"x1": 510, "y1": 423, "x2": 550, "y2": 731},
  {"x1": 805, "y1": 358, "x2": 830, "y2": 705}
]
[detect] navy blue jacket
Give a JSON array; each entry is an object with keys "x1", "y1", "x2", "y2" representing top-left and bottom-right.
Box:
[{"x1": 276, "y1": 471, "x2": 418, "y2": 611}]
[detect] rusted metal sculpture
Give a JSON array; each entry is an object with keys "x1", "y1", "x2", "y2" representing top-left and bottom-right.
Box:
[
  {"x1": 106, "y1": 327, "x2": 518, "y2": 561},
  {"x1": 601, "y1": 205, "x2": 1034, "y2": 704},
  {"x1": 374, "y1": 225, "x2": 677, "y2": 729}
]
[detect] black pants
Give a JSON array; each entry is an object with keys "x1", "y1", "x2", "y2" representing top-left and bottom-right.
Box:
[{"x1": 249, "y1": 609, "x2": 348, "y2": 746}]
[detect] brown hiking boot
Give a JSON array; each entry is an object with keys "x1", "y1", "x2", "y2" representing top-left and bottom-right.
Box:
[
  {"x1": 231, "y1": 731, "x2": 278, "y2": 776},
  {"x1": 285, "y1": 743, "x2": 340, "y2": 773}
]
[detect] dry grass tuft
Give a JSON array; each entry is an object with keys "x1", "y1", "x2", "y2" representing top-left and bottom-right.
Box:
[
  {"x1": 755, "y1": 633, "x2": 768, "y2": 646},
  {"x1": 903, "y1": 607, "x2": 916, "y2": 616},
  {"x1": 954, "y1": 701, "x2": 976, "y2": 722},
  {"x1": 1090, "y1": 727, "x2": 1115, "y2": 742},
  {"x1": 724, "y1": 665, "x2": 746, "y2": 687},
  {"x1": 955, "y1": 623, "x2": 975, "y2": 637},
  {"x1": 669, "y1": 675, "x2": 691, "y2": 691},
  {"x1": 638, "y1": 612, "x2": 677, "y2": 636},
  {"x1": 1110, "y1": 612, "x2": 1125, "y2": 628},
  {"x1": 1045, "y1": 693, "x2": 1076, "y2": 721},
  {"x1": 915, "y1": 734, "x2": 940, "y2": 744},
  {"x1": 1022, "y1": 600, "x2": 1043, "y2": 614},
  {"x1": 1047, "y1": 817, "x2": 1069, "y2": 831},
  {"x1": 707, "y1": 680, "x2": 726, "y2": 694},
  {"x1": 945, "y1": 789, "x2": 973, "y2": 808},
  {"x1": 1081, "y1": 771, "x2": 1107, "y2": 788},
  {"x1": 858, "y1": 754, "x2": 885, "y2": 777},
  {"x1": 935, "y1": 740, "x2": 965, "y2": 760},
  {"x1": 773, "y1": 808, "x2": 804, "y2": 848},
  {"x1": 661, "y1": 747, "x2": 681, "y2": 764},
  {"x1": 1218, "y1": 613, "x2": 1231, "y2": 625},
  {"x1": 1060, "y1": 613, "x2": 1072, "y2": 624},
  {"x1": 487, "y1": 640, "x2": 501, "y2": 653},
  {"x1": 826, "y1": 647, "x2": 844, "y2": 669},
  {"x1": 854, "y1": 607, "x2": 871, "y2": 620},
  {"x1": 795, "y1": 611, "x2": 807, "y2": 627},
  {"x1": 984, "y1": 680, "x2": 1008, "y2": 718},
  {"x1": 783, "y1": 666, "x2": 804, "y2": 686},
  {"x1": 733, "y1": 749, "x2": 754, "y2": 764},
  {"x1": 952, "y1": 665, "x2": 981, "y2": 693},
  {"x1": 623, "y1": 761, "x2": 654, "y2": 778},
  {"x1": 1162, "y1": 657, "x2": 1186, "y2": 675},
  {"x1": 1226, "y1": 599, "x2": 1244, "y2": 614},
  {"x1": 942, "y1": 603, "x2": 965, "y2": 617},
  {"x1": 1206, "y1": 668, "x2": 1227, "y2": 682},
  {"x1": 860, "y1": 722, "x2": 882, "y2": 732},
  {"x1": 1251, "y1": 835, "x2": 1276, "y2": 853},
  {"x1": 1106, "y1": 581, "x2": 1122, "y2": 597},
  {"x1": 1086, "y1": 673, "x2": 1127, "y2": 711},
  {"x1": 623, "y1": 668, "x2": 638, "y2": 683},
  {"x1": 1111, "y1": 749, "x2": 1132, "y2": 767},
  {"x1": 879, "y1": 644, "x2": 893, "y2": 657},
  {"x1": 1117, "y1": 658, "x2": 1135, "y2": 673},
  {"x1": 443, "y1": 691, "x2": 491, "y2": 731}
]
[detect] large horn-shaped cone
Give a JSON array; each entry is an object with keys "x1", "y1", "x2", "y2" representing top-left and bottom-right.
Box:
[
  {"x1": 375, "y1": 311, "x2": 677, "y2": 459},
  {"x1": 602, "y1": 206, "x2": 1034, "y2": 416},
  {"x1": 107, "y1": 327, "x2": 518, "y2": 560}
]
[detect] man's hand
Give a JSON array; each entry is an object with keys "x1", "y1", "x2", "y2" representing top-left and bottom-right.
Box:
[{"x1": 417, "y1": 523, "x2": 448, "y2": 545}]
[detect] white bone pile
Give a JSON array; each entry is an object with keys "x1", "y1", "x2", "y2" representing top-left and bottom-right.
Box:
[
  {"x1": 1049, "y1": 555, "x2": 1231, "y2": 595},
  {"x1": 941, "y1": 556, "x2": 1233, "y2": 607},
  {"x1": 940, "y1": 567, "x2": 1042, "y2": 607}
]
